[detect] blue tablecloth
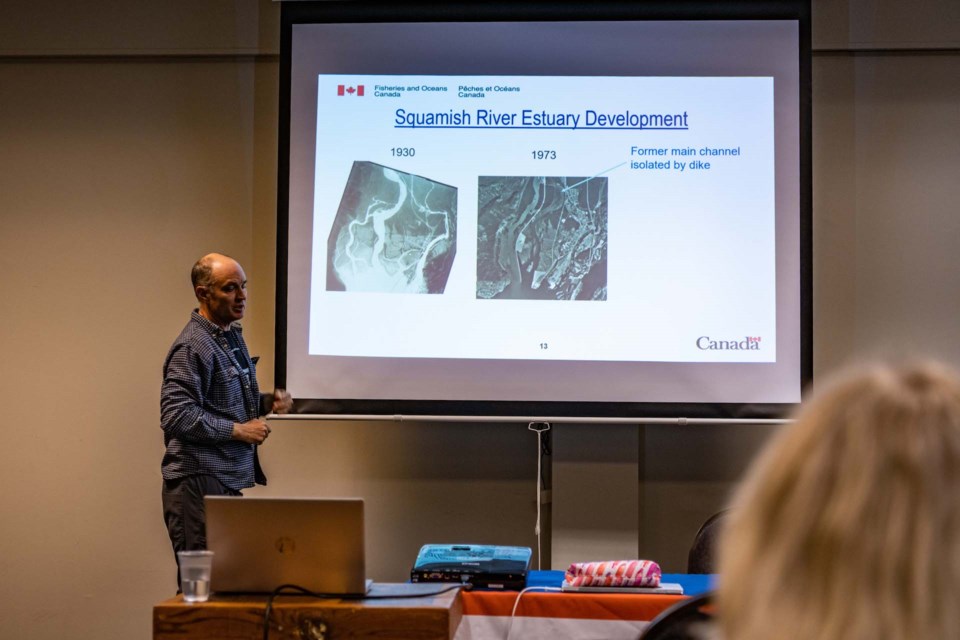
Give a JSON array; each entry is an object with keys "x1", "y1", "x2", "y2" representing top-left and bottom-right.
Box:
[{"x1": 526, "y1": 569, "x2": 714, "y2": 596}]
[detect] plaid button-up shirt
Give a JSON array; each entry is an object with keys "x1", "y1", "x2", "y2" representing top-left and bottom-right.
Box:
[{"x1": 161, "y1": 311, "x2": 266, "y2": 490}]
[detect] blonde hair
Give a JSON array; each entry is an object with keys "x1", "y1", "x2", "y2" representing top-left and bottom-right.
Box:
[{"x1": 718, "y1": 362, "x2": 960, "y2": 640}]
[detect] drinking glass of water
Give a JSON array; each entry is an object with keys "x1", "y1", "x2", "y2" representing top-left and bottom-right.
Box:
[{"x1": 177, "y1": 550, "x2": 214, "y2": 602}]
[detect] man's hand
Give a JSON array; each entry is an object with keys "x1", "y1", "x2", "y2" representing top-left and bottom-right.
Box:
[
  {"x1": 271, "y1": 389, "x2": 293, "y2": 414},
  {"x1": 232, "y1": 418, "x2": 271, "y2": 444}
]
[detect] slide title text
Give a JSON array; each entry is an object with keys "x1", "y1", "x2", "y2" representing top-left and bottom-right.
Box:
[{"x1": 394, "y1": 108, "x2": 689, "y2": 130}]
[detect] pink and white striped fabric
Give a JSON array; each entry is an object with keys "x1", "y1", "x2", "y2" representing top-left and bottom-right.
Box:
[{"x1": 564, "y1": 560, "x2": 662, "y2": 587}]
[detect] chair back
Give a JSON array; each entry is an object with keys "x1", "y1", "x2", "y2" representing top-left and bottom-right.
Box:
[
  {"x1": 639, "y1": 591, "x2": 714, "y2": 640},
  {"x1": 686, "y1": 510, "x2": 728, "y2": 574}
]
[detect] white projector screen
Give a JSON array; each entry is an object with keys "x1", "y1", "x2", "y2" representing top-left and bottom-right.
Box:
[{"x1": 277, "y1": 1, "x2": 812, "y2": 420}]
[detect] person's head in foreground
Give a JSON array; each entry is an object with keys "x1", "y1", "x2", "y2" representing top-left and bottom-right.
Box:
[{"x1": 718, "y1": 361, "x2": 960, "y2": 640}]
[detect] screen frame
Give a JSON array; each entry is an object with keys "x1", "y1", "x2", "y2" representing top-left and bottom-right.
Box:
[{"x1": 275, "y1": 0, "x2": 812, "y2": 421}]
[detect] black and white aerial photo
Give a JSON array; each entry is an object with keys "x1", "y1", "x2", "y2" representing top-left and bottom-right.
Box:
[
  {"x1": 477, "y1": 176, "x2": 608, "y2": 301},
  {"x1": 327, "y1": 161, "x2": 457, "y2": 294}
]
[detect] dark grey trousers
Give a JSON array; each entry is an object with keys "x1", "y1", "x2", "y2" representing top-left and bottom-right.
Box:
[{"x1": 161, "y1": 475, "x2": 241, "y2": 590}]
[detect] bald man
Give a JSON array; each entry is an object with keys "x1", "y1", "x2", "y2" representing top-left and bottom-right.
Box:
[{"x1": 160, "y1": 253, "x2": 292, "y2": 588}]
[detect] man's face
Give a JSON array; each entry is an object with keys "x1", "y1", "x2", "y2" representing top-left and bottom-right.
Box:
[{"x1": 197, "y1": 259, "x2": 247, "y2": 328}]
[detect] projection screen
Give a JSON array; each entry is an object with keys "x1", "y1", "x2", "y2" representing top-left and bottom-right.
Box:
[{"x1": 276, "y1": 1, "x2": 812, "y2": 421}]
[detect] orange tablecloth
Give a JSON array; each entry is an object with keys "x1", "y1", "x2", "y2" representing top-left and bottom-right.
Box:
[
  {"x1": 456, "y1": 589, "x2": 685, "y2": 639},
  {"x1": 463, "y1": 588, "x2": 684, "y2": 619}
]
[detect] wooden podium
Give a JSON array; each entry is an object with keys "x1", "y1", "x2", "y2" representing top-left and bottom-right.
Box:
[{"x1": 153, "y1": 584, "x2": 462, "y2": 639}]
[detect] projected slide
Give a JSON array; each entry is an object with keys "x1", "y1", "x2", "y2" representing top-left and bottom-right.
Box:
[{"x1": 309, "y1": 74, "x2": 775, "y2": 363}]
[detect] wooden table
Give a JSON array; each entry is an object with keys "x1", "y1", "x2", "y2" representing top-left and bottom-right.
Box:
[{"x1": 153, "y1": 583, "x2": 463, "y2": 640}]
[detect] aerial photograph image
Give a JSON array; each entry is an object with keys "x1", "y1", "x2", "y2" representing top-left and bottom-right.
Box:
[
  {"x1": 327, "y1": 161, "x2": 457, "y2": 294},
  {"x1": 477, "y1": 175, "x2": 608, "y2": 301}
]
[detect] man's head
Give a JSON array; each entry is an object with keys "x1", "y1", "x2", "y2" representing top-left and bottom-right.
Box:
[{"x1": 192, "y1": 253, "x2": 247, "y2": 329}]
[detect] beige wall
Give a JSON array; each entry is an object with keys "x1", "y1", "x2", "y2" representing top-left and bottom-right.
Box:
[{"x1": 0, "y1": 1, "x2": 958, "y2": 638}]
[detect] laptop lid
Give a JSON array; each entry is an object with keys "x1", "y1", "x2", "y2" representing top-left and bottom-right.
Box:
[{"x1": 204, "y1": 496, "x2": 369, "y2": 595}]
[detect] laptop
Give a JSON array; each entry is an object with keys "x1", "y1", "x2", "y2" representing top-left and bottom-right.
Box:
[
  {"x1": 204, "y1": 496, "x2": 372, "y2": 596},
  {"x1": 560, "y1": 581, "x2": 684, "y2": 594}
]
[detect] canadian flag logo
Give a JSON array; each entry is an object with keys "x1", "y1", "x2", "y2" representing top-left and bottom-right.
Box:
[{"x1": 337, "y1": 84, "x2": 364, "y2": 96}]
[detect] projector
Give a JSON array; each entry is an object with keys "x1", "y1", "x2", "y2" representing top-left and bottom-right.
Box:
[{"x1": 410, "y1": 544, "x2": 532, "y2": 591}]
